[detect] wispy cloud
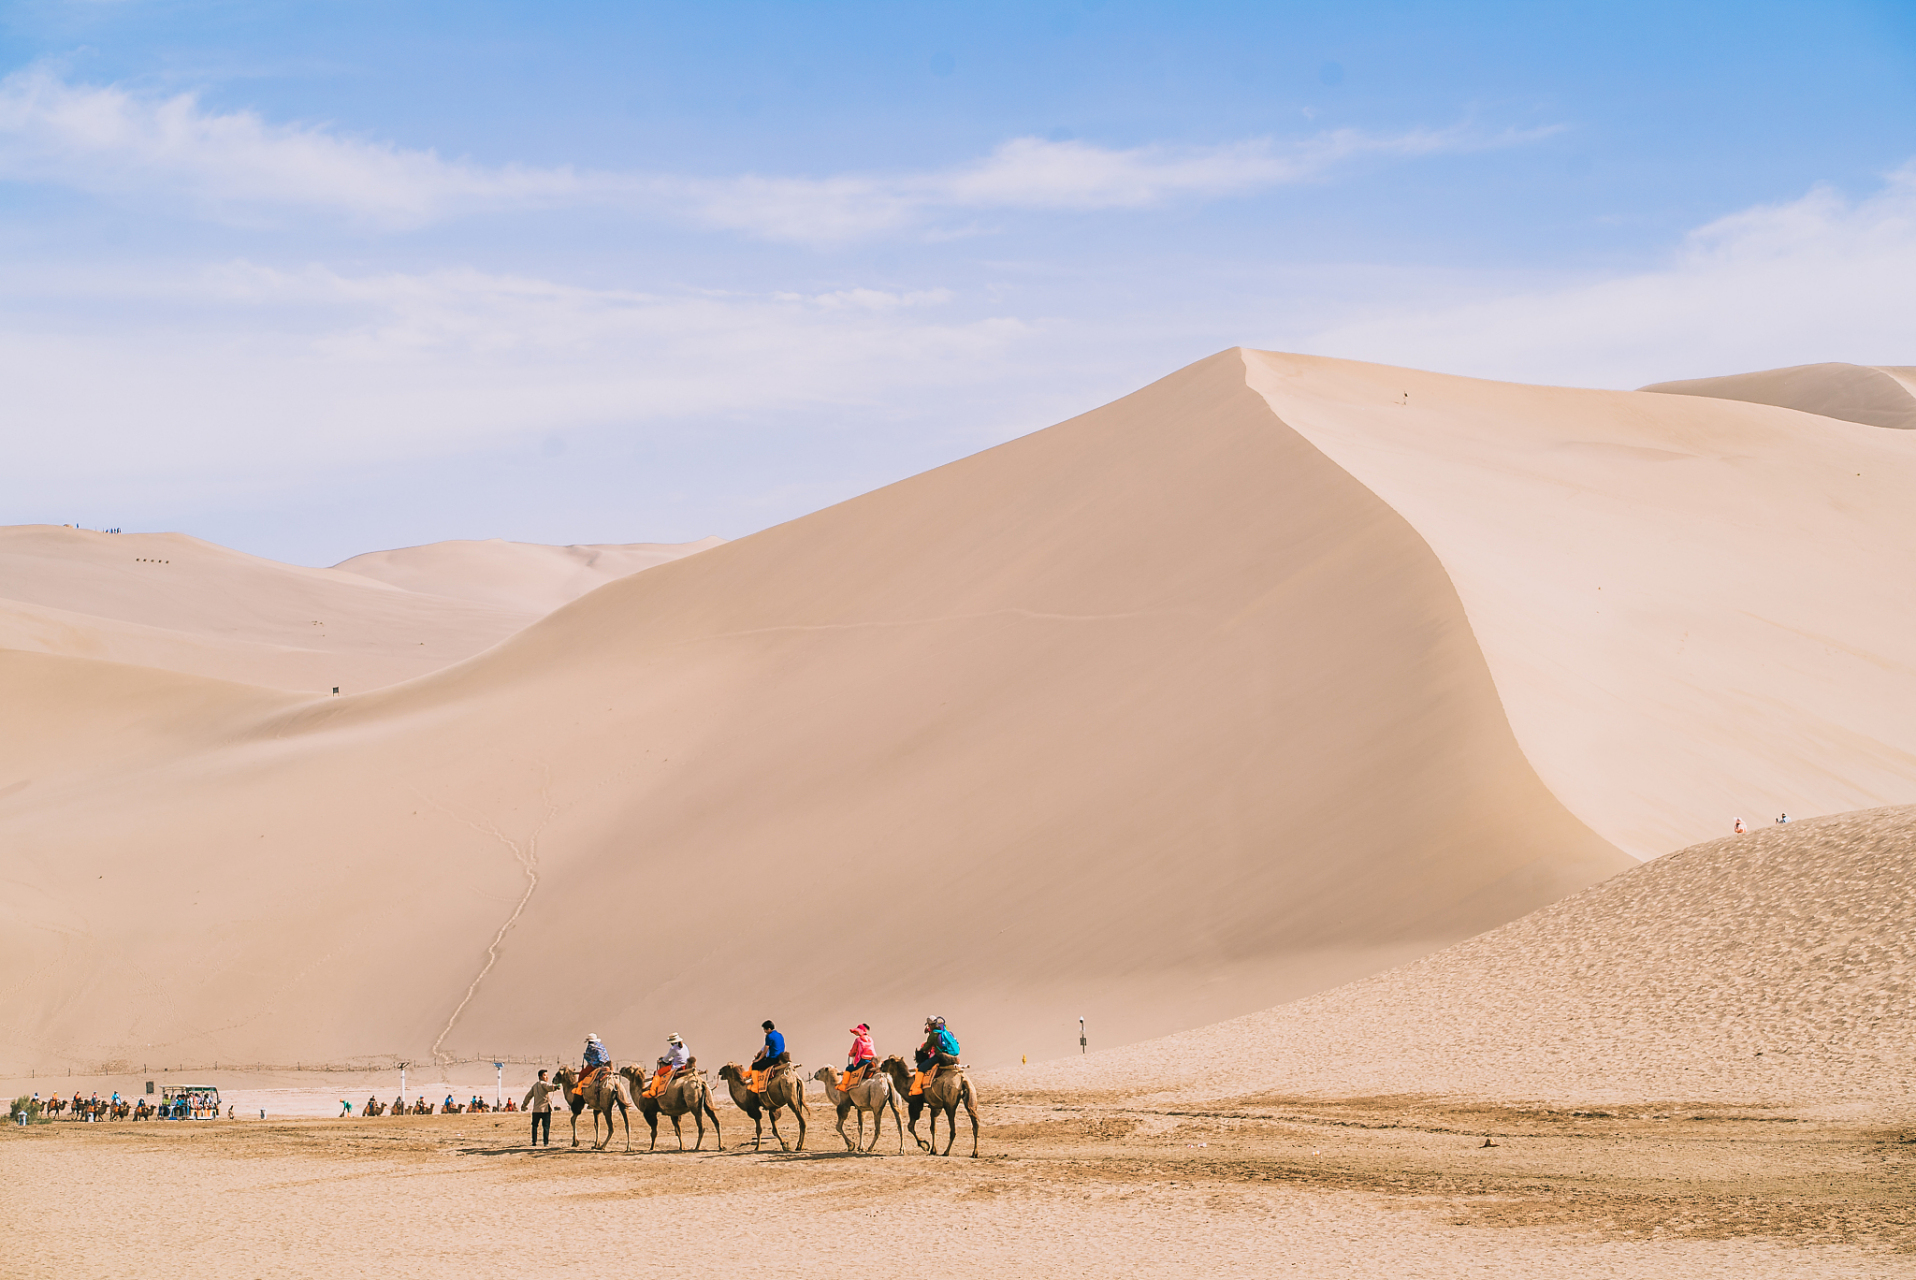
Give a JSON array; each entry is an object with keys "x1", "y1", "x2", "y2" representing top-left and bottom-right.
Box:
[
  {"x1": 1299, "y1": 164, "x2": 1916, "y2": 388},
  {"x1": 0, "y1": 67, "x2": 1553, "y2": 241},
  {"x1": 0, "y1": 67, "x2": 587, "y2": 227}
]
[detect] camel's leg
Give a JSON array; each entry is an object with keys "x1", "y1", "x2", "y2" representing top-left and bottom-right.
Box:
[
  {"x1": 671, "y1": 1114, "x2": 685, "y2": 1151},
  {"x1": 834, "y1": 1100, "x2": 852, "y2": 1152},
  {"x1": 766, "y1": 1104, "x2": 787, "y2": 1152},
  {"x1": 570, "y1": 1106, "x2": 582, "y2": 1148},
  {"x1": 927, "y1": 1104, "x2": 941, "y2": 1157},
  {"x1": 621, "y1": 1101, "x2": 632, "y2": 1154},
  {"x1": 938, "y1": 1104, "x2": 958, "y2": 1157},
  {"x1": 794, "y1": 1100, "x2": 806, "y2": 1152},
  {"x1": 965, "y1": 1088, "x2": 979, "y2": 1159},
  {"x1": 906, "y1": 1096, "x2": 928, "y2": 1152},
  {"x1": 890, "y1": 1093, "x2": 904, "y2": 1155},
  {"x1": 752, "y1": 1111, "x2": 764, "y2": 1152},
  {"x1": 693, "y1": 1096, "x2": 716, "y2": 1157}
]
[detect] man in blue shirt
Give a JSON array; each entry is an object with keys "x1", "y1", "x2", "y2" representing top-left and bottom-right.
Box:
[{"x1": 749, "y1": 1019, "x2": 788, "y2": 1089}]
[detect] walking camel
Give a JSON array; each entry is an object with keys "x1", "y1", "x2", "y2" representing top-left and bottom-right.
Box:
[
  {"x1": 617, "y1": 1065, "x2": 723, "y2": 1152},
  {"x1": 554, "y1": 1065, "x2": 634, "y2": 1152},
  {"x1": 717, "y1": 1062, "x2": 807, "y2": 1152},
  {"x1": 812, "y1": 1066, "x2": 903, "y2": 1154},
  {"x1": 878, "y1": 1055, "x2": 979, "y2": 1157}
]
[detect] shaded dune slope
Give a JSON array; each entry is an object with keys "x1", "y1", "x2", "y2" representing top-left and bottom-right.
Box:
[
  {"x1": 0, "y1": 351, "x2": 1628, "y2": 1072},
  {"x1": 1641, "y1": 361, "x2": 1916, "y2": 430},
  {"x1": 1246, "y1": 350, "x2": 1916, "y2": 857},
  {"x1": 1028, "y1": 805, "x2": 1916, "y2": 1117}
]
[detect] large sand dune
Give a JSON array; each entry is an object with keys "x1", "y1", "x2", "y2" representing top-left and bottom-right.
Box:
[
  {"x1": 0, "y1": 526, "x2": 716, "y2": 693},
  {"x1": 1027, "y1": 804, "x2": 1916, "y2": 1117},
  {"x1": 4, "y1": 349, "x2": 1912, "y2": 1081}
]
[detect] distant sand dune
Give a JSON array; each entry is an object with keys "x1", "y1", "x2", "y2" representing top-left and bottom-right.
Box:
[
  {"x1": 333, "y1": 536, "x2": 725, "y2": 615},
  {"x1": 1642, "y1": 361, "x2": 1916, "y2": 430},
  {"x1": 0, "y1": 526, "x2": 717, "y2": 693}
]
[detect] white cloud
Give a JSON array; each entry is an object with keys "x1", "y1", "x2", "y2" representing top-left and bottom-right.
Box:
[
  {"x1": 0, "y1": 67, "x2": 1552, "y2": 241},
  {"x1": 1300, "y1": 164, "x2": 1916, "y2": 388},
  {"x1": 0, "y1": 261, "x2": 1053, "y2": 494}
]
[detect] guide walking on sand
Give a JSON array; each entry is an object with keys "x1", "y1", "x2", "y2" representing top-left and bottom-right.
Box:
[{"x1": 522, "y1": 1069, "x2": 563, "y2": 1147}]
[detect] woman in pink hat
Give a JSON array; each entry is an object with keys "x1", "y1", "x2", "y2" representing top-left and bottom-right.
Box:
[{"x1": 842, "y1": 1023, "x2": 877, "y2": 1090}]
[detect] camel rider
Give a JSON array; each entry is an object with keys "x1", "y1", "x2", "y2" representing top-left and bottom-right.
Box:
[
  {"x1": 912, "y1": 1016, "x2": 960, "y2": 1095},
  {"x1": 579, "y1": 1032, "x2": 611, "y2": 1094},
  {"x1": 749, "y1": 1020, "x2": 788, "y2": 1092},
  {"x1": 841, "y1": 1023, "x2": 877, "y2": 1091},
  {"x1": 647, "y1": 1034, "x2": 691, "y2": 1098}
]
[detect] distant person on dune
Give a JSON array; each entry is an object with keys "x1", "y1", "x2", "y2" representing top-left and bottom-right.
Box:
[
  {"x1": 1733, "y1": 818, "x2": 1746, "y2": 834},
  {"x1": 1776, "y1": 813, "x2": 1790, "y2": 824}
]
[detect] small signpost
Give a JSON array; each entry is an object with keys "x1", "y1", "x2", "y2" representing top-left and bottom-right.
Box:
[
  {"x1": 1079, "y1": 1017, "x2": 1087, "y2": 1055},
  {"x1": 494, "y1": 1062, "x2": 504, "y2": 1109},
  {"x1": 398, "y1": 1061, "x2": 409, "y2": 1108}
]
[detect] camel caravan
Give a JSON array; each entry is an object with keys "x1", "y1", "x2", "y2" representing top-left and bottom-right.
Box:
[
  {"x1": 23, "y1": 1017, "x2": 981, "y2": 1158},
  {"x1": 33, "y1": 1087, "x2": 226, "y2": 1122},
  {"x1": 544, "y1": 1017, "x2": 978, "y2": 1158}
]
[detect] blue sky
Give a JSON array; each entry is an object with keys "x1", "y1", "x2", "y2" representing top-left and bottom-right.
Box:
[{"x1": 2, "y1": 1, "x2": 1913, "y2": 564}]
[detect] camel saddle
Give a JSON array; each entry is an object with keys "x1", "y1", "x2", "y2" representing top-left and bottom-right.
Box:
[
  {"x1": 573, "y1": 1064, "x2": 610, "y2": 1098},
  {"x1": 909, "y1": 1063, "x2": 966, "y2": 1096}
]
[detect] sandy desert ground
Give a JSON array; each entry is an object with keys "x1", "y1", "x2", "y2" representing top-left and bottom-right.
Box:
[
  {"x1": 7, "y1": 1084, "x2": 1912, "y2": 1278},
  {"x1": 7, "y1": 350, "x2": 1916, "y2": 1274}
]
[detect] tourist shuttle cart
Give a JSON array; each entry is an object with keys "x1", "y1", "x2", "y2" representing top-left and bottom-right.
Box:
[{"x1": 161, "y1": 1085, "x2": 221, "y2": 1118}]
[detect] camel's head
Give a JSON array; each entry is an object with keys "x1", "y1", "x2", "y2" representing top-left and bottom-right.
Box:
[
  {"x1": 717, "y1": 1063, "x2": 745, "y2": 1083},
  {"x1": 810, "y1": 1066, "x2": 833, "y2": 1083}
]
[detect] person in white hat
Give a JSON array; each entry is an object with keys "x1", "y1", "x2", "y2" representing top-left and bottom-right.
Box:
[{"x1": 645, "y1": 1034, "x2": 692, "y2": 1098}]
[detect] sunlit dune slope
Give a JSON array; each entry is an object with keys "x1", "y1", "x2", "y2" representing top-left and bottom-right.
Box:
[
  {"x1": 0, "y1": 526, "x2": 716, "y2": 693},
  {"x1": 333, "y1": 536, "x2": 724, "y2": 614},
  {"x1": 1028, "y1": 805, "x2": 1916, "y2": 1117},
  {"x1": 1246, "y1": 350, "x2": 1916, "y2": 857},
  {"x1": 1641, "y1": 361, "x2": 1916, "y2": 429},
  {"x1": 0, "y1": 350, "x2": 1630, "y2": 1074}
]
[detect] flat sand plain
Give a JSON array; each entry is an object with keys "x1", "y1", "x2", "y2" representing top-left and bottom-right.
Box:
[{"x1": 8, "y1": 1090, "x2": 1912, "y2": 1279}]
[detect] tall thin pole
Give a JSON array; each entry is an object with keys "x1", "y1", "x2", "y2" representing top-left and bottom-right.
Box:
[
  {"x1": 494, "y1": 1062, "x2": 503, "y2": 1109},
  {"x1": 399, "y1": 1062, "x2": 408, "y2": 1107},
  {"x1": 1079, "y1": 1017, "x2": 1087, "y2": 1055}
]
